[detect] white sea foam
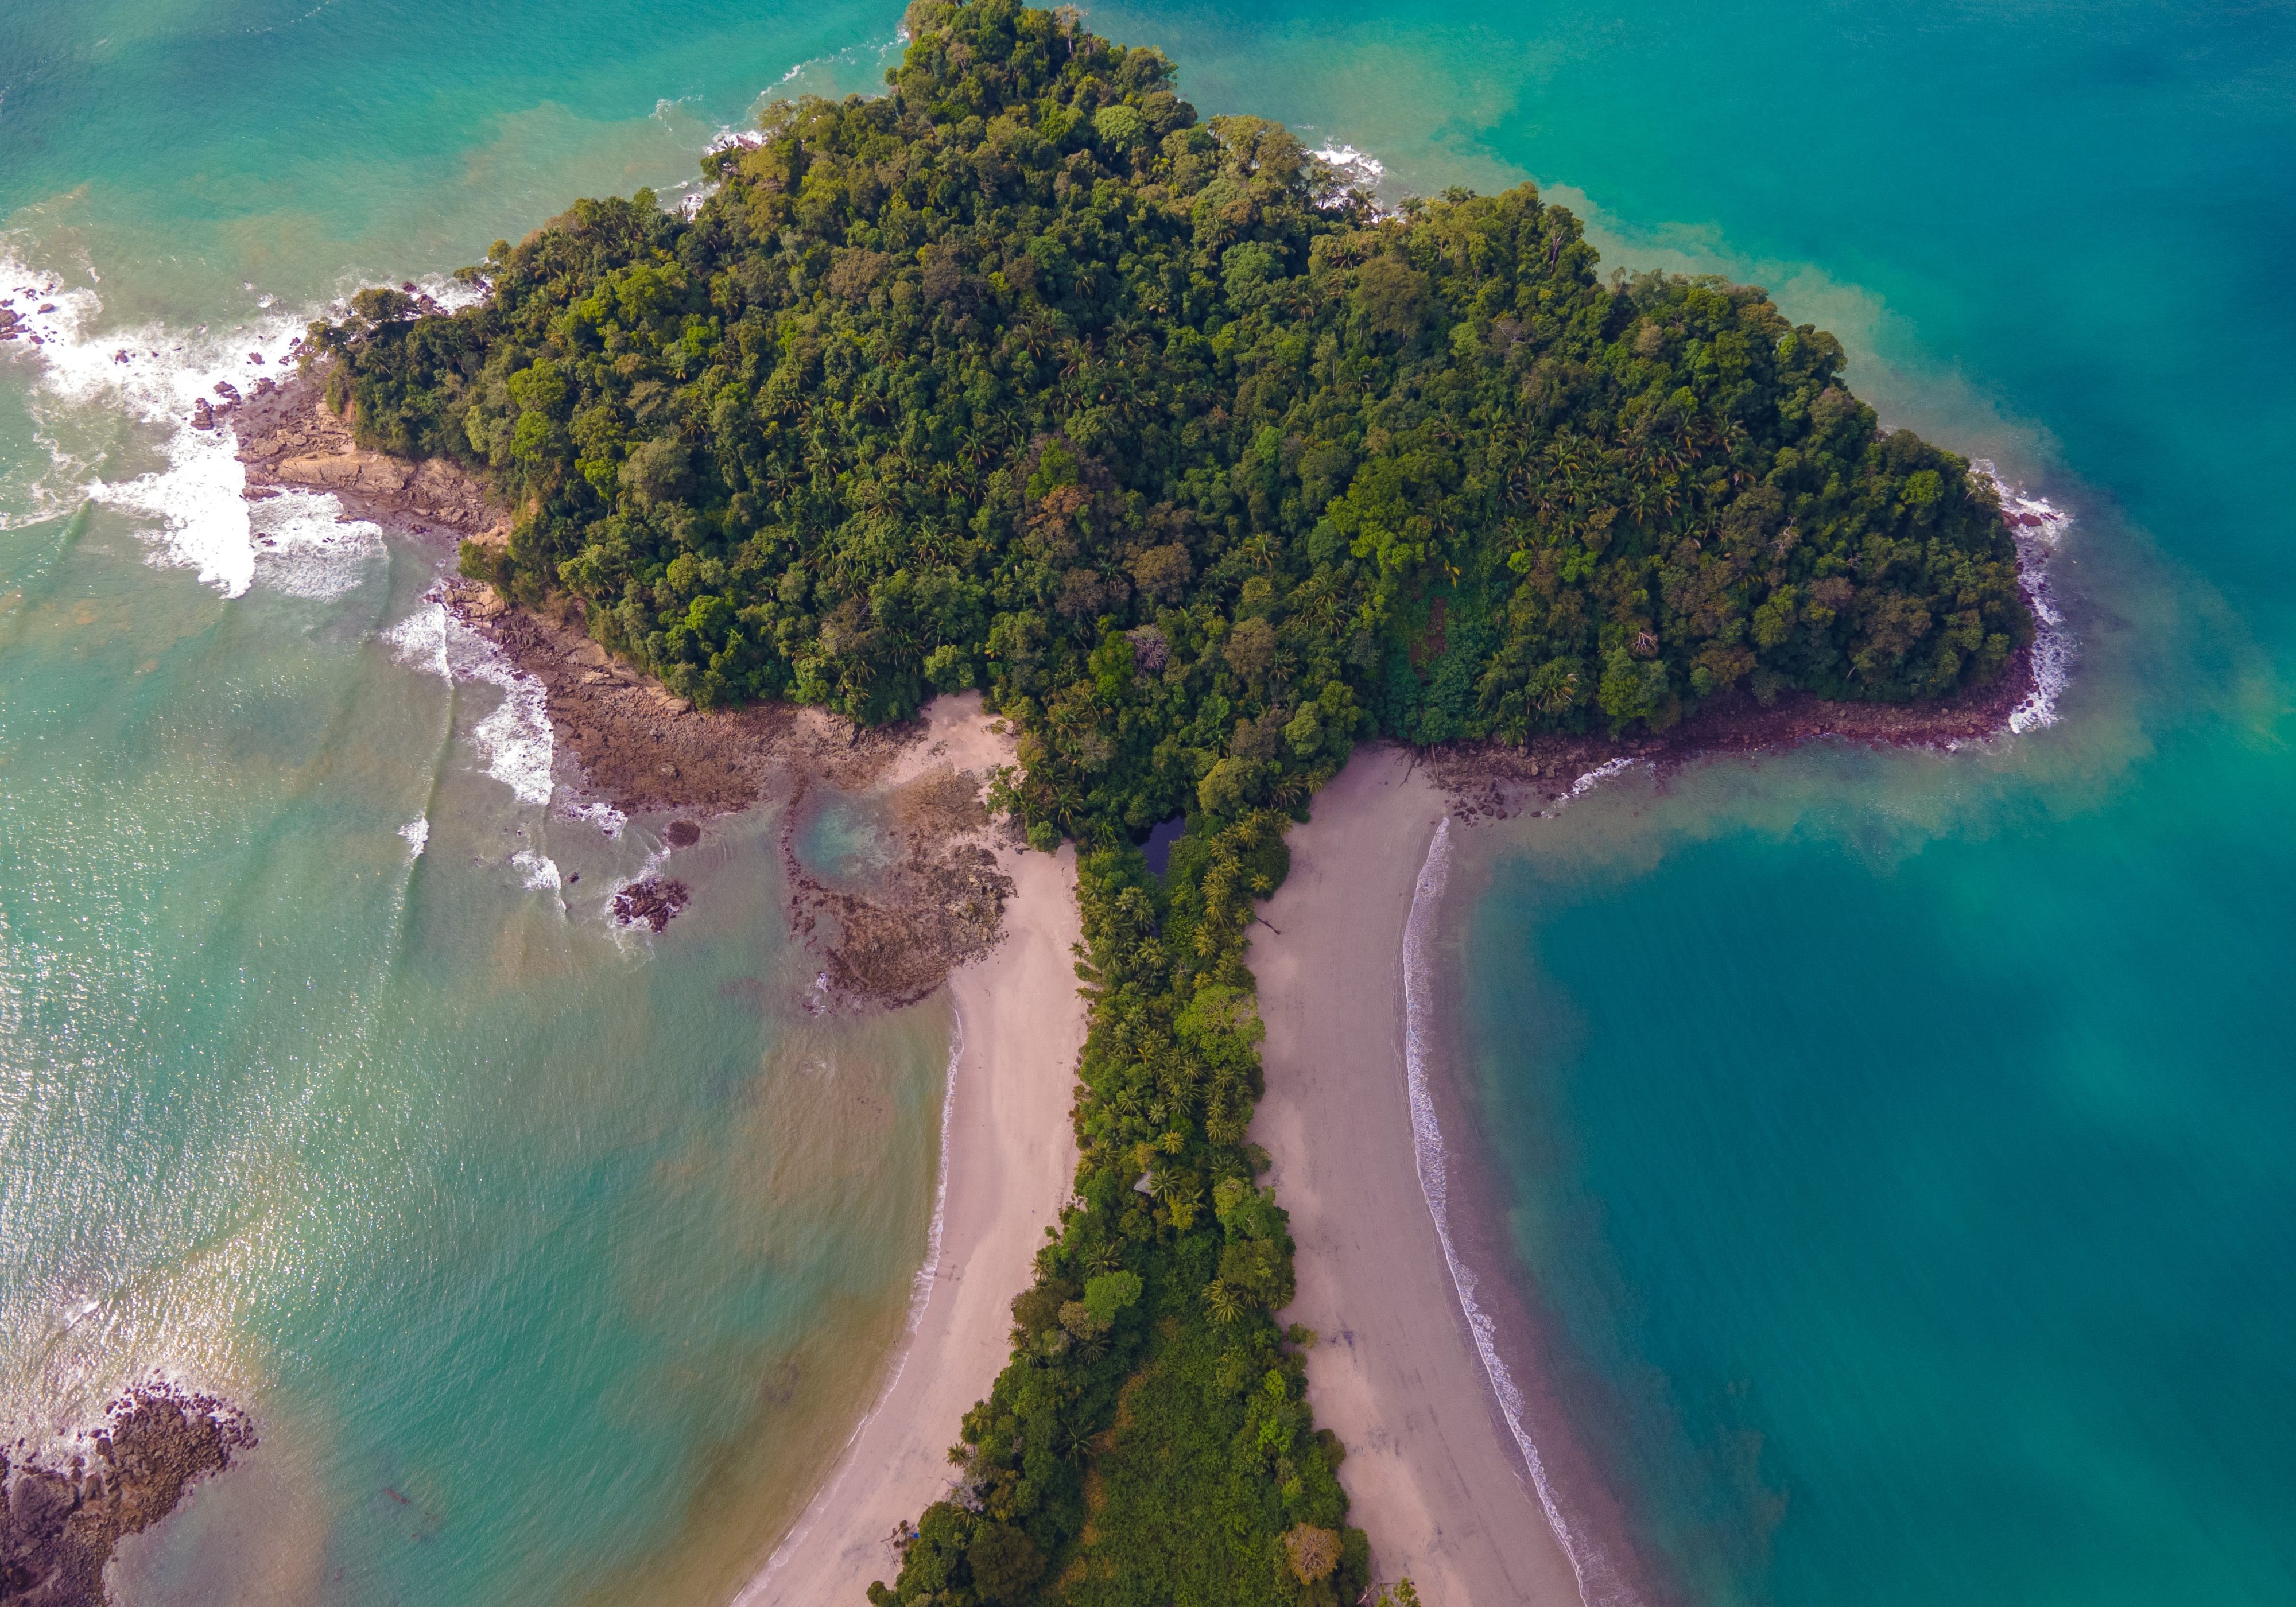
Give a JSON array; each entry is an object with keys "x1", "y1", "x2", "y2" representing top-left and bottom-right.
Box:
[
  {"x1": 1310, "y1": 143, "x2": 1392, "y2": 212},
  {"x1": 511, "y1": 848, "x2": 561, "y2": 891},
  {"x1": 398, "y1": 817, "x2": 429, "y2": 859},
  {"x1": 1404, "y1": 818, "x2": 1631, "y2": 1607},
  {"x1": 471, "y1": 667, "x2": 556, "y2": 808},
  {"x1": 249, "y1": 489, "x2": 383, "y2": 599},
  {"x1": 1971, "y1": 460, "x2": 2075, "y2": 734},
  {"x1": 1311, "y1": 142, "x2": 1386, "y2": 184},
  {"x1": 384, "y1": 598, "x2": 558, "y2": 808},
  {"x1": 560, "y1": 799, "x2": 628, "y2": 839},
  {"x1": 381, "y1": 598, "x2": 453, "y2": 680},
  {"x1": 1, "y1": 243, "x2": 477, "y2": 597},
  {"x1": 5, "y1": 251, "x2": 301, "y2": 595},
  {"x1": 1539, "y1": 755, "x2": 1643, "y2": 818}
]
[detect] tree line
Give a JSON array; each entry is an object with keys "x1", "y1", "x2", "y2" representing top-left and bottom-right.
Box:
[
  {"x1": 321, "y1": 0, "x2": 2027, "y2": 847},
  {"x1": 317, "y1": 0, "x2": 2031, "y2": 1598}
]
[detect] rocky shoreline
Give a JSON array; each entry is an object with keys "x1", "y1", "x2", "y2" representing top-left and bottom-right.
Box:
[
  {"x1": 233, "y1": 370, "x2": 501, "y2": 541},
  {"x1": 233, "y1": 383, "x2": 1023, "y2": 1009},
  {"x1": 2, "y1": 1387, "x2": 254, "y2": 1606},
  {"x1": 234, "y1": 372, "x2": 2055, "y2": 993},
  {"x1": 1428, "y1": 636, "x2": 2037, "y2": 824}
]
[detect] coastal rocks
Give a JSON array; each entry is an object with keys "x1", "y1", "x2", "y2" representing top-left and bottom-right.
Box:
[
  {"x1": 276, "y1": 449, "x2": 413, "y2": 495},
  {"x1": 611, "y1": 876, "x2": 691, "y2": 932},
  {"x1": 425, "y1": 575, "x2": 900, "y2": 818},
  {"x1": 1425, "y1": 638, "x2": 2039, "y2": 825},
  {"x1": 409, "y1": 579, "x2": 1004, "y2": 1006},
  {"x1": 228, "y1": 396, "x2": 1014, "y2": 1010},
  {"x1": 1, "y1": 1387, "x2": 253, "y2": 1607},
  {"x1": 461, "y1": 585, "x2": 510, "y2": 620},
  {"x1": 233, "y1": 374, "x2": 502, "y2": 538},
  {"x1": 777, "y1": 767, "x2": 1016, "y2": 1010},
  {"x1": 189, "y1": 398, "x2": 213, "y2": 431}
]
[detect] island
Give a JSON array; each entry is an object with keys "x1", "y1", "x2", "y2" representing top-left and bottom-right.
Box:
[{"x1": 287, "y1": 0, "x2": 2041, "y2": 1600}]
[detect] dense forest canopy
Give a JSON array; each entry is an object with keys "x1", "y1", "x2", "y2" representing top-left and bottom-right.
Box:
[
  {"x1": 322, "y1": 0, "x2": 2027, "y2": 845},
  {"x1": 316, "y1": 5, "x2": 2035, "y2": 1602}
]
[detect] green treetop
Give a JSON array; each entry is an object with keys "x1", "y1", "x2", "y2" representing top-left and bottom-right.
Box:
[{"x1": 321, "y1": 0, "x2": 2028, "y2": 844}]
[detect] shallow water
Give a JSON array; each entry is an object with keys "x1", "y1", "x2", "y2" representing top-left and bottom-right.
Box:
[
  {"x1": 1, "y1": 7, "x2": 941, "y2": 1603},
  {"x1": 6, "y1": 0, "x2": 2290, "y2": 1603}
]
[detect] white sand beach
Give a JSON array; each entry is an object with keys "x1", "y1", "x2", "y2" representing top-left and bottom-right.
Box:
[
  {"x1": 741, "y1": 698, "x2": 1085, "y2": 1606},
  {"x1": 1250, "y1": 744, "x2": 1586, "y2": 1607}
]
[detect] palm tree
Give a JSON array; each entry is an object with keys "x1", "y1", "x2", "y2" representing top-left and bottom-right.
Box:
[
  {"x1": 1058, "y1": 1418, "x2": 1096, "y2": 1465},
  {"x1": 1204, "y1": 1280, "x2": 1243, "y2": 1325}
]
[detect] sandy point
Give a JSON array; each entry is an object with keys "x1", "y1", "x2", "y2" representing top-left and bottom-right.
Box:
[
  {"x1": 1250, "y1": 744, "x2": 1585, "y2": 1607},
  {"x1": 740, "y1": 696, "x2": 1084, "y2": 1607}
]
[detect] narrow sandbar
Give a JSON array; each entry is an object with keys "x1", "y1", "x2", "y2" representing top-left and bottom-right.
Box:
[
  {"x1": 741, "y1": 699, "x2": 1084, "y2": 1606},
  {"x1": 1250, "y1": 744, "x2": 1585, "y2": 1606}
]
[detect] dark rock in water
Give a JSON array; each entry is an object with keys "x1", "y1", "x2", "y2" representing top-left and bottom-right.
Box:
[
  {"x1": 189, "y1": 398, "x2": 214, "y2": 430},
  {"x1": 1, "y1": 1386, "x2": 253, "y2": 1606},
  {"x1": 664, "y1": 819, "x2": 701, "y2": 848},
  {"x1": 247, "y1": 352, "x2": 264, "y2": 364},
  {"x1": 212, "y1": 381, "x2": 241, "y2": 404},
  {"x1": 612, "y1": 876, "x2": 691, "y2": 932},
  {"x1": 36, "y1": 303, "x2": 55, "y2": 314},
  {"x1": 0, "y1": 309, "x2": 20, "y2": 332}
]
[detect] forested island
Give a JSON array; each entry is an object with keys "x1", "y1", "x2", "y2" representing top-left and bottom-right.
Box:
[{"x1": 314, "y1": 1, "x2": 2033, "y2": 1600}]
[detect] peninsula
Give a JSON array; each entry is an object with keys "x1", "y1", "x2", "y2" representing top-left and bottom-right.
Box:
[{"x1": 287, "y1": 0, "x2": 2041, "y2": 1600}]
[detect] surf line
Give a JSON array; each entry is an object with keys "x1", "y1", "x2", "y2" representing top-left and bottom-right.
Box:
[
  {"x1": 738, "y1": 1003, "x2": 965, "y2": 1603},
  {"x1": 1401, "y1": 817, "x2": 1627, "y2": 1607}
]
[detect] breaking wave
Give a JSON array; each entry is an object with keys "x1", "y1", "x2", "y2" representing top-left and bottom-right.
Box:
[
  {"x1": 1971, "y1": 461, "x2": 2075, "y2": 734},
  {"x1": 383, "y1": 598, "x2": 556, "y2": 809},
  {"x1": 1403, "y1": 818, "x2": 1632, "y2": 1607},
  {"x1": 0, "y1": 244, "x2": 474, "y2": 599}
]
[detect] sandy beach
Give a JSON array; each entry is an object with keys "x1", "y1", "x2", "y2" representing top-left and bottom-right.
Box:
[
  {"x1": 1251, "y1": 745, "x2": 1585, "y2": 1607},
  {"x1": 740, "y1": 698, "x2": 1085, "y2": 1607}
]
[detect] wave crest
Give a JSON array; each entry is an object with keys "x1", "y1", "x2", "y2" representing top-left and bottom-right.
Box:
[{"x1": 1403, "y1": 818, "x2": 1631, "y2": 1607}]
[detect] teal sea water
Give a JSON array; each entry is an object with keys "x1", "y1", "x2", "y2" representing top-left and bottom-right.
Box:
[
  {"x1": 1, "y1": 7, "x2": 945, "y2": 1604},
  {"x1": 4, "y1": 2, "x2": 2290, "y2": 1606}
]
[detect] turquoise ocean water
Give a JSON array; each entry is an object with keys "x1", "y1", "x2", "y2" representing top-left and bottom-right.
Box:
[{"x1": 5, "y1": 1, "x2": 2290, "y2": 1604}]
